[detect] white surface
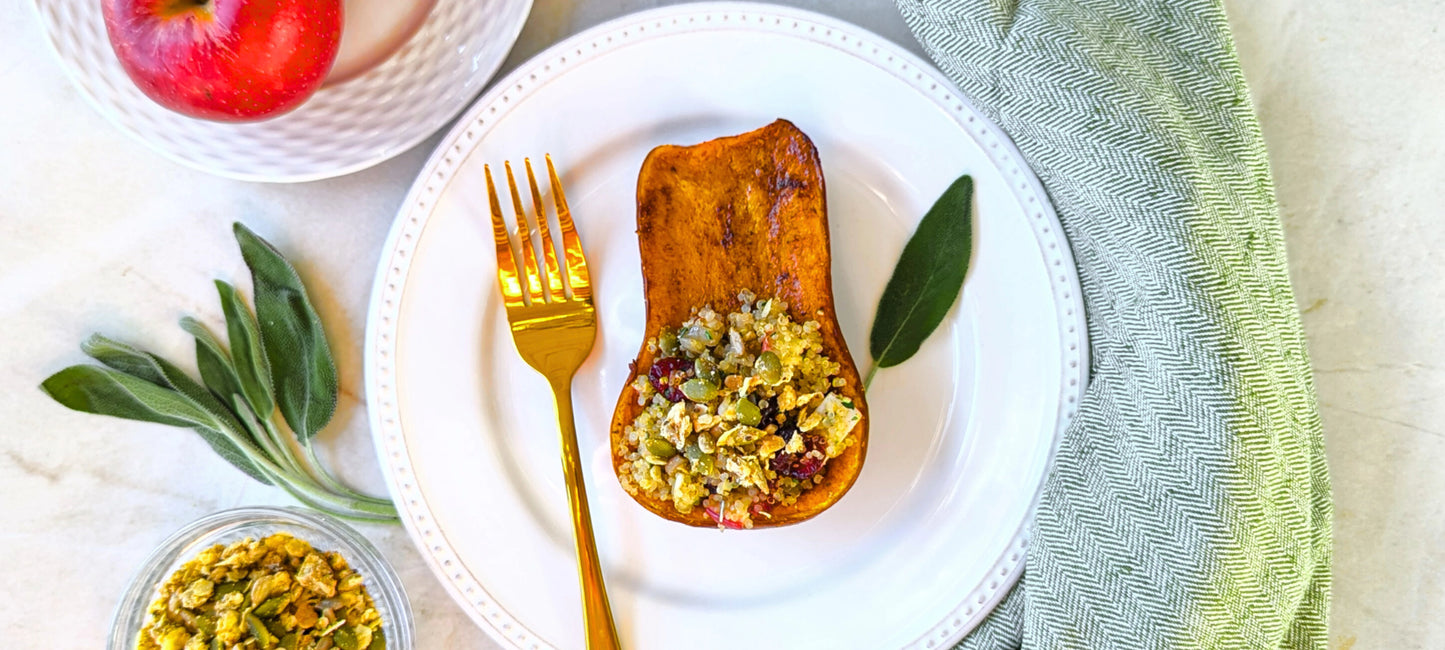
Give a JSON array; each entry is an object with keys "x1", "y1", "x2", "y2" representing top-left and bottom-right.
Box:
[
  {"x1": 32, "y1": 0, "x2": 532, "y2": 182},
  {"x1": 1, "y1": 1, "x2": 1441, "y2": 649},
  {"x1": 365, "y1": 5, "x2": 1083, "y2": 649}
]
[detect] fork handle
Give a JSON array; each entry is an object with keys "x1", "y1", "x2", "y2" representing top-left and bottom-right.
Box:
[{"x1": 551, "y1": 378, "x2": 622, "y2": 650}]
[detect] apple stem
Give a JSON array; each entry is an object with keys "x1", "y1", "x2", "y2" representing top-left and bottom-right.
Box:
[{"x1": 159, "y1": 0, "x2": 210, "y2": 18}]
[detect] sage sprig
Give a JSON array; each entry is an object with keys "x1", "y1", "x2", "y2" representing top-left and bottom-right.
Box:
[
  {"x1": 866, "y1": 174, "x2": 975, "y2": 389},
  {"x1": 40, "y1": 223, "x2": 397, "y2": 523}
]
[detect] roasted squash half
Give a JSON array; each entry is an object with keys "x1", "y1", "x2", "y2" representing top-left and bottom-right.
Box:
[{"x1": 609, "y1": 119, "x2": 869, "y2": 528}]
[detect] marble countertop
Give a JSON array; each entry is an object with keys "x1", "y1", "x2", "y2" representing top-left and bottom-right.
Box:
[{"x1": 1, "y1": 1, "x2": 1438, "y2": 648}]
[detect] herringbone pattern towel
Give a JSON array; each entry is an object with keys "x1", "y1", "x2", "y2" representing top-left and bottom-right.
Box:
[{"x1": 894, "y1": 1, "x2": 1333, "y2": 647}]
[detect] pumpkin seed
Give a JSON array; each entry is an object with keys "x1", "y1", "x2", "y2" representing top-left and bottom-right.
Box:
[
  {"x1": 735, "y1": 399, "x2": 762, "y2": 426},
  {"x1": 246, "y1": 614, "x2": 277, "y2": 648},
  {"x1": 681, "y1": 378, "x2": 719, "y2": 402},
  {"x1": 658, "y1": 329, "x2": 679, "y2": 355},
  {"x1": 253, "y1": 595, "x2": 287, "y2": 617},
  {"x1": 334, "y1": 626, "x2": 360, "y2": 650},
  {"x1": 694, "y1": 357, "x2": 721, "y2": 383},
  {"x1": 644, "y1": 436, "x2": 677, "y2": 459},
  {"x1": 755, "y1": 351, "x2": 783, "y2": 384}
]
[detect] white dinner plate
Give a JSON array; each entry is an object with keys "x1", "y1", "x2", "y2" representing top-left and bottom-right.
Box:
[
  {"x1": 31, "y1": 0, "x2": 532, "y2": 182},
  {"x1": 365, "y1": 4, "x2": 1086, "y2": 649}
]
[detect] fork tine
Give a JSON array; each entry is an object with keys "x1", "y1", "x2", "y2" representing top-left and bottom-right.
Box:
[
  {"x1": 485, "y1": 165, "x2": 525, "y2": 308},
  {"x1": 525, "y1": 158, "x2": 567, "y2": 303},
  {"x1": 546, "y1": 154, "x2": 592, "y2": 301},
  {"x1": 504, "y1": 161, "x2": 547, "y2": 304}
]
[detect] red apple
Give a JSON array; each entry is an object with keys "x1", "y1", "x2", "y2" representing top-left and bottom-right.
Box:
[{"x1": 102, "y1": 0, "x2": 344, "y2": 122}]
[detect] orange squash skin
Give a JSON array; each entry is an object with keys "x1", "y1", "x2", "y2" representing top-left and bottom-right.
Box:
[{"x1": 610, "y1": 119, "x2": 869, "y2": 528}]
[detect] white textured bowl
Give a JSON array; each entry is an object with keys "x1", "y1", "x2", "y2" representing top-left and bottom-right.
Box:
[{"x1": 31, "y1": 0, "x2": 532, "y2": 182}]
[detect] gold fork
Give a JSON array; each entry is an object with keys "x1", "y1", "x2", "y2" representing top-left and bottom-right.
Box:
[{"x1": 485, "y1": 156, "x2": 620, "y2": 650}]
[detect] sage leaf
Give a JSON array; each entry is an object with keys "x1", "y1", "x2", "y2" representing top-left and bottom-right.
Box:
[
  {"x1": 234, "y1": 223, "x2": 337, "y2": 442},
  {"x1": 43, "y1": 364, "x2": 210, "y2": 427},
  {"x1": 869, "y1": 174, "x2": 974, "y2": 374},
  {"x1": 80, "y1": 334, "x2": 270, "y2": 475},
  {"x1": 81, "y1": 334, "x2": 245, "y2": 432},
  {"x1": 181, "y1": 317, "x2": 251, "y2": 418},
  {"x1": 39, "y1": 365, "x2": 273, "y2": 484},
  {"x1": 217, "y1": 280, "x2": 276, "y2": 419},
  {"x1": 79, "y1": 334, "x2": 165, "y2": 385}
]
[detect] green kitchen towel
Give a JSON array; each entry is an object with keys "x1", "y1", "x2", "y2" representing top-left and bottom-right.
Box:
[{"x1": 894, "y1": 1, "x2": 1333, "y2": 647}]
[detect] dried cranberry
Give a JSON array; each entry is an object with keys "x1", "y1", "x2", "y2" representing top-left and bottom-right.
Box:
[
  {"x1": 648, "y1": 356, "x2": 693, "y2": 402},
  {"x1": 769, "y1": 453, "x2": 795, "y2": 478},
  {"x1": 784, "y1": 452, "x2": 826, "y2": 480},
  {"x1": 770, "y1": 433, "x2": 828, "y2": 480}
]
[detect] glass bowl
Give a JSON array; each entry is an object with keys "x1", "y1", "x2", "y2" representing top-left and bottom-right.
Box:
[{"x1": 109, "y1": 506, "x2": 413, "y2": 650}]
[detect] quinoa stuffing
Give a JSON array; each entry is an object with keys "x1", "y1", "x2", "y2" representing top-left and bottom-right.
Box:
[
  {"x1": 618, "y1": 290, "x2": 863, "y2": 529},
  {"x1": 137, "y1": 532, "x2": 385, "y2": 650}
]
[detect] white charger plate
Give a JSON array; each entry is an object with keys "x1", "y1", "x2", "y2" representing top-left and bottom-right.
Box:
[
  {"x1": 365, "y1": 4, "x2": 1087, "y2": 649},
  {"x1": 31, "y1": 0, "x2": 532, "y2": 182}
]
